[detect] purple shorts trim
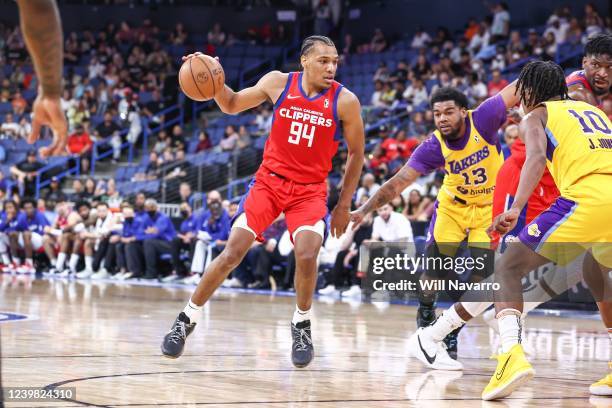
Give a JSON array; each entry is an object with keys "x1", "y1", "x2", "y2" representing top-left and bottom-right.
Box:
[{"x1": 518, "y1": 197, "x2": 577, "y2": 252}]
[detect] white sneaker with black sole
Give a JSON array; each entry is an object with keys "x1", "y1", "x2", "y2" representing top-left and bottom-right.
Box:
[{"x1": 407, "y1": 327, "x2": 463, "y2": 371}]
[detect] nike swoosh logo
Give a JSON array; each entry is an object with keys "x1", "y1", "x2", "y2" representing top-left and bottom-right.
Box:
[
  {"x1": 496, "y1": 355, "x2": 511, "y2": 380},
  {"x1": 287, "y1": 95, "x2": 300, "y2": 99},
  {"x1": 417, "y1": 334, "x2": 436, "y2": 364}
]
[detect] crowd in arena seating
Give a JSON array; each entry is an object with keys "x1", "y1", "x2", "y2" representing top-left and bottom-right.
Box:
[{"x1": 0, "y1": 3, "x2": 611, "y2": 300}]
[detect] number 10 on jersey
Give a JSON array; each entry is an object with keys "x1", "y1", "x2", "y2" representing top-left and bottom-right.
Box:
[{"x1": 289, "y1": 121, "x2": 315, "y2": 147}]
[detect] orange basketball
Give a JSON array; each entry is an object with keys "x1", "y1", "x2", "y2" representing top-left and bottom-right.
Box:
[{"x1": 178, "y1": 54, "x2": 225, "y2": 101}]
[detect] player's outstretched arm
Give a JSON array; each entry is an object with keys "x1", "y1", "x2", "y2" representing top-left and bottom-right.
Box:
[
  {"x1": 350, "y1": 164, "x2": 420, "y2": 228},
  {"x1": 498, "y1": 80, "x2": 520, "y2": 109},
  {"x1": 16, "y1": 0, "x2": 67, "y2": 155},
  {"x1": 490, "y1": 107, "x2": 547, "y2": 236},
  {"x1": 214, "y1": 70, "x2": 287, "y2": 115},
  {"x1": 330, "y1": 89, "x2": 365, "y2": 237}
]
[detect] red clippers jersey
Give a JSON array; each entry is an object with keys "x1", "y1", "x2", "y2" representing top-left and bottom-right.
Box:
[{"x1": 262, "y1": 72, "x2": 343, "y2": 184}]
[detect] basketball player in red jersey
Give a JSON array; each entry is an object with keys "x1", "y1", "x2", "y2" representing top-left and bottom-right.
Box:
[{"x1": 161, "y1": 36, "x2": 365, "y2": 367}]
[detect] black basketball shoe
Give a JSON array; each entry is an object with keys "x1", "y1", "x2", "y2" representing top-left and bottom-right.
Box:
[
  {"x1": 161, "y1": 312, "x2": 196, "y2": 359},
  {"x1": 291, "y1": 320, "x2": 314, "y2": 368},
  {"x1": 443, "y1": 325, "x2": 463, "y2": 360},
  {"x1": 416, "y1": 301, "x2": 437, "y2": 328}
]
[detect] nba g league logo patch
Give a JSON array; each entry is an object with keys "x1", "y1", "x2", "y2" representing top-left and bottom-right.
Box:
[
  {"x1": 324, "y1": 99, "x2": 329, "y2": 108},
  {"x1": 527, "y1": 224, "x2": 541, "y2": 238}
]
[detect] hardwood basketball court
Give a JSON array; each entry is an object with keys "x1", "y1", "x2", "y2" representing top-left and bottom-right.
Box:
[{"x1": 1, "y1": 274, "x2": 609, "y2": 407}]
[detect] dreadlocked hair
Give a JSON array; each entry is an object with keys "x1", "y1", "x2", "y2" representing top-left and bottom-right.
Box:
[
  {"x1": 584, "y1": 33, "x2": 612, "y2": 58},
  {"x1": 300, "y1": 35, "x2": 335, "y2": 58},
  {"x1": 516, "y1": 60, "x2": 568, "y2": 107}
]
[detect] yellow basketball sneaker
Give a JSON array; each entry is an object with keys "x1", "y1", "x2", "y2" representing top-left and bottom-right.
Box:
[
  {"x1": 482, "y1": 344, "x2": 535, "y2": 401},
  {"x1": 590, "y1": 364, "x2": 612, "y2": 396}
]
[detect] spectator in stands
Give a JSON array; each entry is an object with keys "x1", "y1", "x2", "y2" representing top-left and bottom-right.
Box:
[
  {"x1": 395, "y1": 130, "x2": 419, "y2": 159},
  {"x1": 95, "y1": 112, "x2": 122, "y2": 162},
  {"x1": 464, "y1": 17, "x2": 480, "y2": 41},
  {"x1": 69, "y1": 179, "x2": 87, "y2": 202},
  {"x1": 170, "y1": 22, "x2": 187, "y2": 45},
  {"x1": 404, "y1": 189, "x2": 424, "y2": 221},
  {"x1": 76, "y1": 202, "x2": 115, "y2": 278},
  {"x1": 408, "y1": 111, "x2": 428, "y2": 136},
  {"x1": 207, "y1": 23, "x2": 226, "y2": 46},
  {"x1": 189, "y1": 195, "x2": 231, "y2": 285},
  {"x1": 411, "y1": 26, "x2": 432, "y2": 49},
  {"x1": 469, "y1": 20, "x2": 491, "y2": 54},
  {"x1": 14, "y1": 198, "x2": 49, "y2": 274},
  {"x1": 152, "y1": 130, "x2": 169, "y2": 154},
  {"x1": 41, "y1": 200, "x2": 70, "y2": 270},
  {"x1": 165, "y1": 201, "x2": 198, "y2": 282},
  {"x1": 356, "y1": 173, "x2": 380, "y2": 205},
  {"x1": 502, "y1": 124, "x2": 519, "y2": 159},
  {"x1": 179, "y1": 182, "x2": 193, "y2": 205},
  {"x1": 218, "y1": 125, "x2": 239, "y2": 152},
  {"x1": 142, "y1": 89, "x2": 166, "y2": 125},
  {"x1": 67, "y1": 123, "x2": 93, "y2": 173},
  {"x1": 254, "y1": 106, "x2": 273, "y2": 136},
  {"x1": 319, "y1": 213, "x2": 374, "y2": 296},
  {"x1": 67, "y1": 99, "x2": 90, "y2": 130},
  {"x1": 403, "y1": 77, "x2": 429, "y2": 109},
  {"x1": 542, "y1": 32, "x2": 558, "y2": 59},
  {"x1": 125, "y1": 104, "x2": 142, "y2": 145},
  {"x1": 373, "y1": 61, "x2": 389, "y2": 83},
  {"x1": 84, "y1": 177, "x2": 96, "y2": 203},
  {"x1": 196, "y1": 130, "x2": 211, "y2": 152},
  {"x1": 16, "y1": 117, "x2": 31, "y2": 140},
  {"x1": 370, "y1": 80, "x2": 385, "y2": 108},
  {"x1": 54, "y1": 201, "x2": 96, "y2": 277},
  {"x1": 413, "y1": 55, "x2": 432, "y2": 79},
  {"x1": 490, "y1": 2, "x2": 511, "y2": 42},
  {"x1": 133, "y1": 198, "x2": 175, "y2": 280},
  {"x1": 10, "y1": 150, "x2": 44, "y2": 197},
  {"x1": 237, "y1": 125, "x2": 252, "y2": 149},
  {"x1": 43, "y1": 177, "x2": 66, "y2": 203},
  {"x1": 545, "y1": 15, "x2": 569, "y2": 45},
  {"x1": 11, "y1": 90, "x2": 26, "y2": 115},
  {"x1": 115, "y1": 204, "x2": 136, "y2": 280},
  {"x1": 341, "y1": 33, "x2": 355, "y2": 58},
  {"x1": 467, "y1": 73, "x2": 488, "y2": 104},
  {"x1": 359, "y1": 28, "x2": 387, "y2": 54},
  {"x1": 566, "y1": 18, "x2": 584, "y2": 45},
  {"x1": 247, "y1": 216, "x2": 288, "y2": 289},
  {"x1": 487, "y1": 68, "x2": 509, "y2": 97},
  {"x1": 1, "y1": 113, "x2": 19, "y2": 138}
]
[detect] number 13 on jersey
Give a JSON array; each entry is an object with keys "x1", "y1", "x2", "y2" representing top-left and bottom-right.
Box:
[{"x1": 288, "y1": 121, "x2": 315, "y2": 147}]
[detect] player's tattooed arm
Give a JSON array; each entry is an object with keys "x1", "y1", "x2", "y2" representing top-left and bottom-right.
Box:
[
  {"x1": 330, "y1": 89, "x2": 365, "y2": 237},
  {"x1": 16, "y1": 0, "x2": 63, "y2": 98},
  {"x1": 568, "y1": 84, "x2": 600, "y2": 106},
  {"x1": 213, "y1": 70, "x2": 287, "y2": 115},
  {"x1": 351, "y1": 164, "x2": 420, "y2": 227}
]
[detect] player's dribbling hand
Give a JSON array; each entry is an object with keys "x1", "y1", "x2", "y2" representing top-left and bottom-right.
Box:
[
  {"x1": 29, "y1": 93, "x2": 69, "y2": 158},
  {"x1": 330, "y1": 205, "x2": 350, "y2": 238},
  {"x1": 487, "y1": 208, "x2": 520, "y2": 238}
]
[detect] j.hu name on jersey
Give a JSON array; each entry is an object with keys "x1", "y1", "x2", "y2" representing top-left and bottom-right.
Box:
[
  {"x1": 448, "y1": 146, "x2": 490, "y2": 174},
  {"x1": 278, "y1": 106, "x2": 333, "y2": 128}
]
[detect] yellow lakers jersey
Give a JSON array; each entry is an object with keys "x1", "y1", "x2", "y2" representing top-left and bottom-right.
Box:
[
  {"x1": 542, "y1": 100, "x2": 612, "y2": 195},
  {"x1": 434, "y1": 111, "x2": 504, "y2": 205}
]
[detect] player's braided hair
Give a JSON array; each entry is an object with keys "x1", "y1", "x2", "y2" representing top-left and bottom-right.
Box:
[
  {"x1": 516, "y1": 60, "x2": 568, "y2": 107},
  {"x1": 584, "y1": 33, "x2": 612, "y2": 57},
  {"x1": 300, "y1": 35, "x2": 335, "y2": 57}
]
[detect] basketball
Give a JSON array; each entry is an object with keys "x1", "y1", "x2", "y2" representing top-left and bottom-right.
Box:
[{"x1": 178, "y1": 54, "x2": 225, "y2": 101}]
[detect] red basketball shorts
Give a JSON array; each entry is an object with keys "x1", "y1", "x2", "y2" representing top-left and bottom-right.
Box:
[
  {"x1": 492, "y1": 158, "x2": 559, "y2": 250},
  {"x1": 232, "y1": 166, "x2": 328, "y2": 242}
]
